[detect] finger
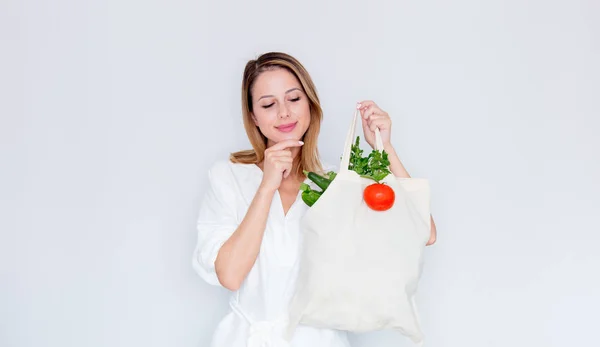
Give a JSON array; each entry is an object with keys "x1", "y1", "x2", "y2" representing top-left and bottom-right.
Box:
[
  {"x1": 360, "y1": 102, "x2": 378, "y2": 115},
  {"x1": 368, "y1": 114, "x2": 386, "y2": 123},
  {"x1": 360, "y1": 106, "x2": 371, "y2": 120},
  {"x1": 357, "y1": 102, "x2": 366, "y2": 119},
  {"x1": 369, "y1": 121, "x2": 380, "y2": 133},
  {"x1": 369, "y1": 105, "x2": 385, "y2": 116},
  {"x1": 274, "y1": 156, "x2": 293, "y2": 164},
  {"x1": 268, "y1": 139, "x2": 304, "y2": 152},
  {"x1": 368, "y1": 115, "x2": 386, "y2": 124},
  {"x1": 282, "y1": 162, "x2": 293, "y2": 178},
  {"x1": 357, "y1": 101, "x2": 375, "y2": 119},
  {"x1": 361, "y1": 115, "x2": 372, "y2": 134},
  {"x1": 364, "y1": 107, "x2": 375, "y2": 120},
  {"x1": 369, "y1": 119, "x2": 390, "y2": 132},
  {"x1": 267, "y1": 158, "x2": 293, "y2": 169},
  {"x1": 276, "y1": 160, "x2": 292, "y2": 171},
  {"x1": 368, "y1": 118, "x2": 388, "y2": 131},
  {"x1": 368, "y1": 117, "x2": 383, "y2": 131},
  {"x1": 357, "y1": 100, "x2": 376, "y2": 110},
  {"x1": 267, "y1": 150, "x2": 293, "y2": 158},
  {"x1": 362, "y1": 105, "x2": 383, "y2": 120}
]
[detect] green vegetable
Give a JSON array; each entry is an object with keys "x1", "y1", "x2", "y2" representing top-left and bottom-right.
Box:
[
  {"x1": 300, "y1": 183, "x2": 322, "y2": 207},
  {"x1": 300, "y1": 136, "x2": 391, "y2": 207},
  {"x1": 348, "y1": 136, "x2": 391, "y2": 182},
  {"x1": 326, "y1": 171, "x2": 337, "y2": 181},
  {"x1": 299, "y1": 170, "x2": 336, "y2": 207},
  {"x1": 304, "y1": 170, "x2": 333, "y2": 191}
]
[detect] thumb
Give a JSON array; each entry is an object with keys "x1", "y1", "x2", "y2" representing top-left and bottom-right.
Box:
[{"x1": 361, "y1": 116, "x2": 372, "y2": 134}]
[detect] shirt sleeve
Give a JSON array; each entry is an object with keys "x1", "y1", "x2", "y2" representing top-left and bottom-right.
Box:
[{"x1": 192, "y1": 161, "x2": 240, "y2": 287}]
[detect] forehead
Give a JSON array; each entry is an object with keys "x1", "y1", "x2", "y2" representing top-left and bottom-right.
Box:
[{"x1": 252, "y1": 68, "x2": 302, "y2": 97}]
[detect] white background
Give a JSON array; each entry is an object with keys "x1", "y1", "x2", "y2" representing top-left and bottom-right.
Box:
[{"x1": 1, "y1": 0, "x2": 599, "y2": 346}]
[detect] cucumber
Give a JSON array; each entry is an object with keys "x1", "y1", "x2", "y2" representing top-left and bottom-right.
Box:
[{"x1": 303, "y1": 170, "x2": 333, "y2": 191}]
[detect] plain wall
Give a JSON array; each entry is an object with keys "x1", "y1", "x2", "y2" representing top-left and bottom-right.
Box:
[{"x1": 1, "y1": 0, "x2": 599, "y2": 346}]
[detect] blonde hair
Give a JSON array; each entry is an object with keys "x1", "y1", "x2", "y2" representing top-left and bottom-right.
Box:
[{"x1": 230, "y1": 52, "x2": 324, "y2": 177}]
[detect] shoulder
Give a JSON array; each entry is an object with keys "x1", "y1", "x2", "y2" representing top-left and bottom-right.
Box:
[
  {"x1": 207, "y1": 159, "x2": 259, "y2": 185},
  {"x1": 206, "y1": 160, "x2": 243, "y2": 186},
  {"x1": 205, "y1": 160, "x2": 261, "y2": 208},
  {"x1": 203, "y1": 161, "x2": 242, "y2": 204},
  {"x1": 207, "y1": 160, "x2": 233, "y2": 179}
]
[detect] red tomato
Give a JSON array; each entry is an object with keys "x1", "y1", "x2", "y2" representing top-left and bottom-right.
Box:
[{"x1": 363, "y1": 183, "x2": 395, "y2": 211}]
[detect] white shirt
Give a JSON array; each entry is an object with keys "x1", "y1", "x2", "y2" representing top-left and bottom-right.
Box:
[{"x1": 193, "y1": 160, "x2": 350, "y2": 347}]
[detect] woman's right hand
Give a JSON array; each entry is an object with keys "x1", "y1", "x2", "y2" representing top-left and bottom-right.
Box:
[{"x1": 259, "y1": 140, "x2": 304, "y2": 193}]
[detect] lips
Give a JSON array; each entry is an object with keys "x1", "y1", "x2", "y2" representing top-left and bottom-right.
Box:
[{"x1": 276, "y1": 122, "x2": 297, "y2": 133}]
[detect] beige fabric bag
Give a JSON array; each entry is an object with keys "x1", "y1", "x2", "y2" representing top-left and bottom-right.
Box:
[{"x1": 286, "y1": 108, "x2": 431, "y2": 346}]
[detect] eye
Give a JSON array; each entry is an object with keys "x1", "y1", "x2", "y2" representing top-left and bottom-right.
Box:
[
  {"x1": 290, "y1": 97, "x2": 301, "y2": 102},
  {"x1": 262, "y1": 103, "x2": 274, "y2": 109}
]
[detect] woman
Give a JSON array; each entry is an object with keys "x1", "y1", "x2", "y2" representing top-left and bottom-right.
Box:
[{"x1": 193, "y1": 52, "x2": 437, "y2": 347}]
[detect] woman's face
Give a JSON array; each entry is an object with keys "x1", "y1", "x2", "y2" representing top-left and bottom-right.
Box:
[{"x1": 250, "y1": 68, "x2": 311, "y2": 146}]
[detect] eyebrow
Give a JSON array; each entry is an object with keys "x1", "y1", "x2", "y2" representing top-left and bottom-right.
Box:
[{"x1": 257, "y1": 88, "x2": 302, "y2": 101}]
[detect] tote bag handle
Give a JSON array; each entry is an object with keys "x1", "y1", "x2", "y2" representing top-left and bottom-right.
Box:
[{"x1": 340, "y1": 108, "x2": 386, "y2": 174}]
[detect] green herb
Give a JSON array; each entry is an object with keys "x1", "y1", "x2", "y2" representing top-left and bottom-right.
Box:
[{"x1": 348, "y1": 136, "x2": 391, "y2": 182}]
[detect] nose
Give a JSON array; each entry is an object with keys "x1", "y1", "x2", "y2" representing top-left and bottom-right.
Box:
[{"x1": 278, "y1": 104, "x2": 291, "y2": 119}]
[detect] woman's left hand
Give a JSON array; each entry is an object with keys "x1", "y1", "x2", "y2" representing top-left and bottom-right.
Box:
[{"x1": 357, "y1": 100, "x2": 392, "y2": 149}]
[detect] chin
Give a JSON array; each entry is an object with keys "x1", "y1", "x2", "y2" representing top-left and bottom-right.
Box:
[
  {"x1": 279, "y1": 133, "x2": 301, "y2": 141},
  {"x1": 273, "y1": 128, "x2": 306, "y2": 143}
]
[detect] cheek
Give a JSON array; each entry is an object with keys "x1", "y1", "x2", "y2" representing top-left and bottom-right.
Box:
[
  {"x1": 252, "y1": 109, "x2": 274, "y2": 126},
  {"x1": 293, "y1": 100, "x2": 311, "y2": 120}
]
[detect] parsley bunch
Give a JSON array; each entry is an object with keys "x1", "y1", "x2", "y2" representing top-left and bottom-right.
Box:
[{"x1": 348, "y1": 136, "x2": 391, "y2": 182}]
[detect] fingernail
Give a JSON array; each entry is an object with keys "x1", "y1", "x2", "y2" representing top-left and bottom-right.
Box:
[{"x1": 299, "y1": 141, "x2": 304, "y2": 145}]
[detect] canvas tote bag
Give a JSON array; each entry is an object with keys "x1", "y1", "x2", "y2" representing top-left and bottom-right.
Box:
[{"x1": 285, "y1": 108, "x2": 432, "y2": 346}]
